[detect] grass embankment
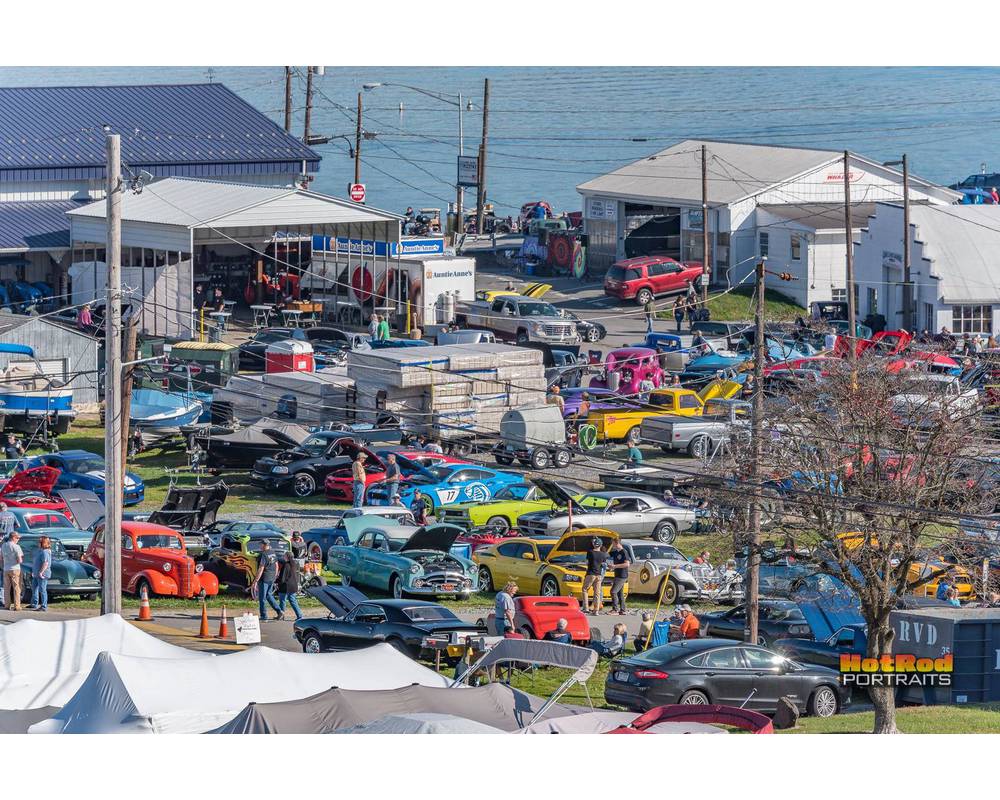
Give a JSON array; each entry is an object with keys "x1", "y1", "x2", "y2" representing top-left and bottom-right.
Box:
[{"x1": 658, "y1": 286, "x2": 805, "y2": 323}]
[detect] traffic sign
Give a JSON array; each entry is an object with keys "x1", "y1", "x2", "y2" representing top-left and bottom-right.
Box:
[{"x1": 349, "y1": 183, "x2": 366, "y2": 203}]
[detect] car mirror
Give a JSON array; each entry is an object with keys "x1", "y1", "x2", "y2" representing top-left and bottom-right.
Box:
[{"x1": 522, "y1": 552, "x2": 535, "y2": 561}]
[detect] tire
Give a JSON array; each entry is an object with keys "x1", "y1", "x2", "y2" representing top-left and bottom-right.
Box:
[
  {"x1": 809, "y1": 686, "x2": 839, "y2": 718},
  {"x1": 586, "y1": 326, "x2": 602, "y2": 343},
  {"x1": 625, "y1": 426, "x2": 642, "y2": 446},
  {"x1": 530, "y1": 448, "x2": 551, "y2": 470},
  {"x1": 540, "y1": 575, "x2": 560, "y2": 597},
  {"x1": 679, "y1": 689, "x2": 710, "y2": 705},
  {"x1": 636, "y1": 288, "x2": 654, "y2": 307},
  {"x1": 478, "y1": 567, "x2": 495, "y2": 594},
  {"x1": 486, "y1": 516, "x2": 511, "y2": 535},
  {"x1": 291, "y1": 472, "x2": 317, "y2": 497},
  {"x1": 307, "y1": 542, "x2": 323, "y2": 563},
  {"x1": 389, "y1": 574, "x2": 404, "y2": 599},
  {"x1": 659, "y1": 576, "x2": 679, "y2": 604},
  {"x1": 302, "y1": 632, "x2": 323, "y2": 654},
  {"x1": 687, "y1": 435, "x2": 710, "y2": 459},
  {"x1": 134, "y1": 577, "x2": 151, "y2": 598},
  {"x1": 652, "y1": 520, "x2": 678, "y2": 544},
  {"x1": 757, "y1": 634, "x2": 770, "y2": 647},
  {"x1": 303, "y1": 575, "x2": 327, "y2": 591},
  {"x1": 519, "y1": 625, "x2": 535, "y2": 640},
  {"x1": 495, "y1": 454, "x2": 514, "y2": 466},
  {"x1": 516, "y1": 330, "x2": 530, "y2": 346},
  {"x1": 387, "y1": 637, "x2": 411, "y2": 657},
  {"x1": 553, "y1": 448, "x2": 572, "y2": 468}
]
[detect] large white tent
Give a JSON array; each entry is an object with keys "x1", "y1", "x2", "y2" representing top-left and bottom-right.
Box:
[
  {"x1": 0, "y1": 614, "x2": 206, "y2": 710},
  {"x1": 32, "y1": 642, "x2": 452, "y2": 734}
]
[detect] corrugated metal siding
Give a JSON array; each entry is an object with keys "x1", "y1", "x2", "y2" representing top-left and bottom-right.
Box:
[
  {"x1": 0, "y1": 200, "x2": 85, "y2": 251},
  {"x1": 0, "y1": 84, "x2": 320, "y2": 182},
  {"x1": 0, "y1": 316, "x2": 99, "y2": 406}
]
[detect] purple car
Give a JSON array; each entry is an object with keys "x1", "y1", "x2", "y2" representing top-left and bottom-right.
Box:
[{"x1": 560, "y1": 387, "x2": 642, "y2": 419}]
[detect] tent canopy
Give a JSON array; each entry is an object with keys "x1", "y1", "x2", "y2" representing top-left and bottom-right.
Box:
[
  {"x1": 0, "y1": 614, "x2": 206, "y2": 710},
  {"x1": 32, "y1": 643, "x2": 451, "y2": 734},
  {"x1": 208, "y1": 682, "x2": 583, "y2": 734},
  {"x1": 468, "y1": 639, "x2": 598, "y2": 684}
]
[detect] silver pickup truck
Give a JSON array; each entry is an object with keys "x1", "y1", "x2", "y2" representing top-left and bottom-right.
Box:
[
  {"x1": 456, "y1": 296, "x2": 580, "y2": 345},
  {"x1": 640, "y1": 398, "x2": 751, "y2": 458}
]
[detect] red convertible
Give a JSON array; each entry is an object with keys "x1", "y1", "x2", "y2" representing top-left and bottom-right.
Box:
[{"x1": 84, "y1": 520, "x2": 219, "y2": 598}]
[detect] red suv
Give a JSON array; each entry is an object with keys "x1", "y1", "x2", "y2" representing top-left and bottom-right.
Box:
[{"x1": 604, "y1": 256, "x2": 703, "y2": 306}]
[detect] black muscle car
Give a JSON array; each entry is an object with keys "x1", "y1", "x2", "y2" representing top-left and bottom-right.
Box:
[
  {"x1": 249, "y1": 433, "x2": 379, "y2": 497},
  {"x1": 294, "y1": 587, "x2": 486, "y2": 660}
]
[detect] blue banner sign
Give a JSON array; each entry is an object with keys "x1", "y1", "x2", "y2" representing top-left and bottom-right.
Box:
[{"x1": 312, "y1": 235, "x2": 445, "y2": 257}]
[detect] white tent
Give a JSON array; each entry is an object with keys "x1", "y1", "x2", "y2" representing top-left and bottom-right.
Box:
[
  {"x1": 32, "y1": 643, "x2": 452, "y2": 734},
  {"x1": 0, "y1": 614, "x2": 206, "y2": 710}
]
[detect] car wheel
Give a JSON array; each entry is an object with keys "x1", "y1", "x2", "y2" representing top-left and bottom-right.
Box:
[
  {"x1": 292, "y1": 472, "x2": 317, "y2": 497},
  {"x1": 390, "y1": 574, "x2": 404, "y2": 599},
  {"x1": 478, "y1": 567, "x2": 495, "y2": 594},
  {"x1": 387, "y1": 637, "x2": 412, "y2": 657},
  {"x1": 636, "y1": 288, "x2": 653, "y2": 307},
  {"x1": 519, "y1": 625, "x2": 535, "y2": 639},
  {"x1": 659, "y1": 576, "x2": 679, "y2": 604},
  {"x1": 652, "y1": 520, "x2": 677, "y2": 544},
  {"x1": 495, "y1": 454, "x2": 514, "y2": 466},
  {"x1": 809, "y1": 686, "x2": 839, "y2": 718},
  {"x1": 486, "y1": 516, "x2": 511, "y2": 535},
  {"x1": 530, "y1": 448, "x2": 551, "y2": 470},
  {"x1": 679, "y1": 689, "x2": 709, "y2": 705},
  {"x1": 516, "y1": 330, "x2": 530, "y2": 346},
  {"x1": 586, "y1": 326, "x2": 602, "y2": 343},
  {"x1": 757, "y1": 634, "x2": 770, "y2": 647},
  {"x1": 553, "y1": 448, "x2": 572, "y2": 468},
  {"x1": 626, "y1": 426, "x2": 642, "y2": 447},
  {"x1": 302, "y1": 633, "x2": 323, "y2": 654},
  {"x1": 540, "y1": 575, "x2": 560, "y2": 596},
  {"x1": 688, "y1": 435, "x2": 709, "y2": 459},
  {"x1": 307, "y1": 542, "x2": 323, "y2": 563},
  {"x1": 134, "y1": 577, "x2": 151, "y2": 599}
]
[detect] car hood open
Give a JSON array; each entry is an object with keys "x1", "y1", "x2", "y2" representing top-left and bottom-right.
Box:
[
  {"x1": 147, "y1": 481, "x2": 229, "y2": 531},
  {"x1": 1, "y1": 466, "x2": 60, "y2": 498},
  {"x1": 55, "y1": 489, "x2": 104, "y2": 531},
  {"x1": 529, "y1": 478, "x2": 583, "y2": 513},
  {"x1": 307, "y1": 585, "x2": 370, "y2": 617},
  {"x1": 549, "y1": 527, "x2": 619, "y2": 559},
  {"x1": 402, "y1": 523, "x2": 465, "y2": 553}
]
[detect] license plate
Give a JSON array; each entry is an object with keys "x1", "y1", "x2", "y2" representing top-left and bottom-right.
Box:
[
  {"x1": 615, "y1": 671, "x2": 630, "y2": 682},
  {"x1": 705, "y1": 582, "x2": 718, "y2": 589},
  {"x1": 441, "y1": 584, "x2": 455, "y2": 591}
]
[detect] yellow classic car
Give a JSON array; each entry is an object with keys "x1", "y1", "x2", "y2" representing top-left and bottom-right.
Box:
[
  {"x1": 907, "y1": 560, "x2": 977, "y2": 602},
  {"x1": 588, "y1": 381, "x2": 742, "y2": 444},
  {"x1": 473, "y1": 527, "x2": 626, "y2": 602},
  {"x1": 475, "y1": 283, "x2": 551, "y2": 304}
]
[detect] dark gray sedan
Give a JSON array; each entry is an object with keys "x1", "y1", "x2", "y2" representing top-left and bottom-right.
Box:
[{"x1": 604, "y1": 638, "x2": 847, "y2": 718}]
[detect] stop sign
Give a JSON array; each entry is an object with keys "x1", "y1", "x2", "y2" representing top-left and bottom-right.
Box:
[{"x1": 349, "y1": 183, "x2": 366, "y2": 203}]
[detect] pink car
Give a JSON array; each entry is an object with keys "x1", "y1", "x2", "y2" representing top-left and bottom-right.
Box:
[{"x1": 589, "y1": 347, "x2": 664, "y2": 396}]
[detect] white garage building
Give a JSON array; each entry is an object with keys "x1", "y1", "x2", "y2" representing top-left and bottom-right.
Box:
[{"x1": 577, "y1": 139, "x2": 960, "y2": 307}]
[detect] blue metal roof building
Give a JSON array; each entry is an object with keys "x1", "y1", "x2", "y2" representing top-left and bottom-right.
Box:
[{"x1": 0, "y1": 200, "x2": 86, "y2": 253}]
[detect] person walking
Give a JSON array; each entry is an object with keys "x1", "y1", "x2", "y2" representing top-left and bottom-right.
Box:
[
  {"x1": 384, "y1": 453, "x2": 401, "y2": 504},
  {"x1": 644, "y1": 296, "x2": 656, "y2": 334},
  {"x1": 582, "y1": 537, "x2": 608, "y2": 615},
  {"x1": 289, "y1": 530, "x2": 307, "y2": 563},
  {"x1": 672, "y1": 296, "x2": 685, "y2": 333},
  {"x1": 495, "y1": 581, "x2": 517, "y2": 635},
  {"x1": 251, "y1": 540, "x2": 282, "y2": 621},
  {"x1": 30, "y1": 536, "x2": 52, "y2": 611},
  {"x1": 351, "y1": 453, "x2": 367, "y2": 508},
  {"x1": 1, "y1": 532, "x2": 23, "y2": 611},
  {"x1": 276, "y1": 551, "x2": 303, "y2": 621},
  {"x1": 609, "y1": 540, "x2": 630, "y2": 615}
]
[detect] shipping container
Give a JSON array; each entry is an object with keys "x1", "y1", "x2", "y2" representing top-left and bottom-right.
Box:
[{"x1": 890, "y1": 608, "x2": 1000, "y2": 705}]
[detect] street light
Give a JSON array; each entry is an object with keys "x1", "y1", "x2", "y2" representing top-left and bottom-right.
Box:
[
  {"x1": 883, "y1": 156, "x2": 911, "y2": 331},
  {"x1": 363, "y1": 81, "x2": 470, "y2": 238}
]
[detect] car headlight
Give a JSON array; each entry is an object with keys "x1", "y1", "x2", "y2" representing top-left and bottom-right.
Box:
[
  {"x1": 162, "y1": 562, "x2": 172, "y2": 572},
  {"x1": 562, "y1": 574, "x2": 582, "y2": 583},
  {"x1": 531, "y1": 321, "x2": 545, "y2": 333},
  {"x1": 195, "y1": 564, "x2": 204, "y2": 573},
  {"x1": 93, "y1": 569, "x2": 102, "y2": 580},
  {"x1": 412, "y1": 579, "x2": 426, "y2": 588},
  {"x1": 271, "y1": 466, "x2": 289, "y2": 474},
  {"x1": 409, "y1": 564, "x2": 421, "y2": 574}
]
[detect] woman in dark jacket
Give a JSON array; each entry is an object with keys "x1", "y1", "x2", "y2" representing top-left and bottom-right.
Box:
[{"x1": 276, "y1": 552, "x2": 303, "y2": 621}]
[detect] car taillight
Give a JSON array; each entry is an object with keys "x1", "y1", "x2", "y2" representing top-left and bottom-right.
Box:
[{"x1": 634, "y1": 669, "x2": 670, "y2": 680}]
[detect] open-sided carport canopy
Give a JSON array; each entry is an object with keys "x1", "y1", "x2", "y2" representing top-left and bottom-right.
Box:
[{"x1": 66, "y1": 177, "x2": 402, "y2": 335}]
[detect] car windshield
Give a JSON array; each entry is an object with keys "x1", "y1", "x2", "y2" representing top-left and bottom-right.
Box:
[
  {"x1": 255, "y1": 330, "x2": 291, "y2": 343},
  {"x1": 516, "y1": 301, "x2": 559, "y2": 317},
  {"x1": 402, "y1": 606, "x2": 458, "y2": 623},
  {"x1": 630, "y1": 544, "x2": 683, "y2": 560},
  {"x1": 300, "y1": 436, "x2": 332, "y2": 456},
  {"x1": 246, "y1": 538, "x2": 290, "y2": 554},
  {"x1": 536, "y1": 543, "x2": 555, "y2": 560},
  {"x1": 21, "y1": 512, "x2": 73, "y2": 529},
  {"x1": 761, "y1": 604, "x2": 806, "y2": 622},
  {"x1": 135, "y1": 534, "x2": 183, "y2": 550},
  {"x1": 21, "y1": 539, "x2": 69, "y2": 560},
  {"x1": 495, "y1": 484, "x2": 532, "y2": 501},
  {"x1": 66, "y1": 457, "x2": 105, "y2": 473}
]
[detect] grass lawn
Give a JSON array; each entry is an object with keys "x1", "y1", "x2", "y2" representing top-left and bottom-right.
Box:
[
  {"x1": 786, "y1": 703, "x2": 1000, "y2": 734},
  {"x1": 658, "y1": 285, "x2": 805, "y2": 323}
]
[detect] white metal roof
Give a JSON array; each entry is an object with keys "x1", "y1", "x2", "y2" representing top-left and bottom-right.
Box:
[{"x1": 67, "y1": 177, "x2": 401, "y2": 234}]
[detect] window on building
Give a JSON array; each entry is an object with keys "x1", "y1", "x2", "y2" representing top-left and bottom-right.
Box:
[
  {"x1": 952, "y1": 304, "x2": 993, "y2": 334},
  {"x1": 831, "y1": 288, "x2": 847, "y2": 303},
  {"x1": 924, "y1": 303, "x2": 935, "y2": 332},
  {"x1": 759, "y1": 232, "x2": 769, "y2": 258},
  {"x1": 790, "y1": 234, "x2": 801, "y2": 261},
  {"x1": 867, "y1": 288, "x2": 879, "y2": 316}
]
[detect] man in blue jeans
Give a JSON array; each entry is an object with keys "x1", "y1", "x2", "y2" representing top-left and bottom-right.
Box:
[
  {"x1": 251, "y1": 540, "x2": 282, "y2": 621},
  {"x1": 352, "y1": 453, "x2": 367, "y2": 508},
  {"x1": 384, "y1": 453, "x2": 401, "y2": 505}
]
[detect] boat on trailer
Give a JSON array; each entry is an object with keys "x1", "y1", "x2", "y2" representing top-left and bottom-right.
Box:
[
  {"x1": 0, "y1": 343, "x2": 75, "y2": 435},
  {"x1": 130, "y1": 388, "x2": 204, "y2": 430}
]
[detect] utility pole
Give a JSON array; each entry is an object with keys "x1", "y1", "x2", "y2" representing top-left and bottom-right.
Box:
[
  {"x1": 475, "y1": 78, "x2": 490, "y2": 235},
  {"x1": 745, "y1": 259, "x2": 766, "y2": 646},
  {"x1": 901, "y1": 154, "x2": 911, "y2": 332},
  {"x1": 455, "y1": 91, "x2": 464, "y2": 242},
  {"x1": 102, "y1": 134, "x2": 123, "y2": 617},
  {"x1": 354, "y1": 92, "x2": 362, "y2": 185},
  {"x1": 843, "y1": 150, "x2": 857, "y2": 360},
  {"x1": 283, "y1": 67, "x2": 293, "y2": 133},
  {"x1": 701, "y1": 144, "x2": 709, "y2": 304},
  {"x1": 119, "y1": 318, "x2": 138, "y2": 472},
  {"x1": 303, "y1": 67, "x2": 314, "y2": 144}
]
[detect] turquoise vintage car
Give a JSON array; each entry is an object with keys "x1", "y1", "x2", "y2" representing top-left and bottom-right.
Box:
[
  {"x1": 8, "y1": 507, "x2": 94, "y2": 559},
  {"x1": 16, "y1": 534, "x2": 101, "y2": 602},
  {"x1": 326, "y1": 519, "x2": 478, "y2": 600}
]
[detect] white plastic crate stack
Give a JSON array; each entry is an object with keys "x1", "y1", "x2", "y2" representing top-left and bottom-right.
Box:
[{"x1": 348, "y1": 343, "x2": 547, "y2": 440}]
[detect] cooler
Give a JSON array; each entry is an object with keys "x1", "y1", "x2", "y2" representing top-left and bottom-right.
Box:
[{"x1": 265, "y1": 339, "x2": 315, "y2": 373}]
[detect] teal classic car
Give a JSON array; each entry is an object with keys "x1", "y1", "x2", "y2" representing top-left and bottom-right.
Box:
[
  {"x1": 8, "y1": 507, "x2": 94, "y2": 559},
  {"x1": 326, "y1": 520, "x2": 478, "y2": 600},
  {"x1": 16, "y1": 534, "x2": 101, "y2": 602}
]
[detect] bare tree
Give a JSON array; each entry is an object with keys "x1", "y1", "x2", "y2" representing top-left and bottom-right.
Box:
[{"x1": 709, "y1": 360, "x2": 996, "y2": 734}]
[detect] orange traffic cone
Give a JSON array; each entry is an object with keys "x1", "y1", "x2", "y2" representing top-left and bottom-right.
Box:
[
  {"x1": 137, "y1": 585, "x2": 153, "y2": 621},
  {"x1": 197, "y1": 600, "x2": 211, "y2": 639},
  {"x1": 217, "y1": 603, "x2": 230, "y2": 639}
]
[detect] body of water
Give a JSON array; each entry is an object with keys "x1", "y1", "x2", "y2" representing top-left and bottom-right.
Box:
[{"x1": 1, "y1": 66, "x2": 997, "y2": 214}]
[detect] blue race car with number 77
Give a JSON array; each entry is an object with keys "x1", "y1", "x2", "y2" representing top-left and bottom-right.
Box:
[{"x1": 366, "y1": 463, "x2": 523, "y2": 512}]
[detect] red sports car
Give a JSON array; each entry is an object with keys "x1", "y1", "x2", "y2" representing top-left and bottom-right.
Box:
[{"x1": 0, "y1": 466, "x2": 71, "y2": 516}]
